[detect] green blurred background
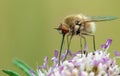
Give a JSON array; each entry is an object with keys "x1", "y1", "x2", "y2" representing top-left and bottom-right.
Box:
[{"x1": 0, "y1": 0, "x2": 120, "y2": 75}]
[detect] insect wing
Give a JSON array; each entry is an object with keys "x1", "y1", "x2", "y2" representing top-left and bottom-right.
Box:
[{"x1": 85, "y1": 16, "x2": 117, "y2": 22}]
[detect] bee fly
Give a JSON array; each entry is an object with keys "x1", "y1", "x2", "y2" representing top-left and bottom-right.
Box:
[{"x1": 55, "y1": 14, "x2": 117, "y2": 65}]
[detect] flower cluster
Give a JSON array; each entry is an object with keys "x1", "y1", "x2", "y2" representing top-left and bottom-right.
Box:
[{"x1": 33, "y1": 39, "x2": 120, "y2": 76}]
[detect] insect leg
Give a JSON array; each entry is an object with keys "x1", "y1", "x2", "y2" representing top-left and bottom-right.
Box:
[
  {"x1": 63, "y1": 34, "x2": 73, "y2": 61},
  {"x1": 92, "y1": 35, "x2": 96, "y2": 51},
  {"x1": 82, "y1": 33, "x2": 96, "y2": 51},
  {"x1": 80, "y1": 37, "x2": 83, "y2": 50},
  {"x1": 58, "y1": 34, "x2": 65, "y2": 65},
  {"x1": 79, "y1": 35, "x2": 87, "y2": 53},
  {"x1": 67, "y1": 35, "x2": 73, "y2": 50}
]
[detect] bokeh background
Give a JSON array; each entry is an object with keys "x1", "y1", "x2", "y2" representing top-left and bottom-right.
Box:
[{"x1": 0, "y1": 0, "x2": 120, "y2": 75}]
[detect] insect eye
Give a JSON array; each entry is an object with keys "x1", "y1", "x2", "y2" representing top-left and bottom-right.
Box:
[{"x1": 76, "y1": 21, "x2": 81, "y2": 26}]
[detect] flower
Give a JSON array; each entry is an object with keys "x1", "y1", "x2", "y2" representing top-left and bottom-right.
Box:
[{"x1": 34, "y1": 39, "x2": 120, "y2": 76}]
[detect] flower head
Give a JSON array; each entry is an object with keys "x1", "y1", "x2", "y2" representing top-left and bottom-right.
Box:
[{"x1": 35, "y1": 39, "x2": 120, "y2": 76}]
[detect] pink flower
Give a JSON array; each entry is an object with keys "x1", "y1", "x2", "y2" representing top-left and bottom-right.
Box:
[{"x1": 34, "y1": 39, "x2": 120, "y2": 76}]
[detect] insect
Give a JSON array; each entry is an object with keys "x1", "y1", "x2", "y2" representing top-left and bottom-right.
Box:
[{"x1": 55, "y1": 14, "x2": 117, "y2": 65}]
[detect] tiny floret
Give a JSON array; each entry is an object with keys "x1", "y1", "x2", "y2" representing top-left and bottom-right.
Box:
[{"x1": 34, "y1": 39, "x2": 120, "y2": 76}]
